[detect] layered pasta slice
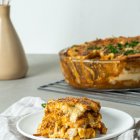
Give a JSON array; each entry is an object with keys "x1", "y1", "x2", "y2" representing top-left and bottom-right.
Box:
[{"x1": 34, "y1": 97, "x2": 107, "y2": 140}]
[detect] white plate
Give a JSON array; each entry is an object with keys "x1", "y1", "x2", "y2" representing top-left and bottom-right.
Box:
[{"x1": 16, "y1": 107, "x2": 134, "y2": 140}]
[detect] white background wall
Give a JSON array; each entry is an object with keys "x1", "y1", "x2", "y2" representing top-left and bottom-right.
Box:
[{"x1": 11, "y1": 0, "x2": 140, "y2": 54}]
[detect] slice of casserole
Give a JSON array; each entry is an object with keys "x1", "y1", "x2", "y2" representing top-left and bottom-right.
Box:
[{"x1": 34, "y1": 97, "x2": 107, "y2": 140}]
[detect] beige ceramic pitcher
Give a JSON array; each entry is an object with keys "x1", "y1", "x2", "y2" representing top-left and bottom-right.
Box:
[{"x1": 0, "y1": 5, "x2": 28, "y2": 80}]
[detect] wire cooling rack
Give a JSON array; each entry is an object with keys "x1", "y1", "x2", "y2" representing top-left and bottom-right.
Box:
[{"x1": 39, "y1": 80, "x2": 140, "y2": 106}]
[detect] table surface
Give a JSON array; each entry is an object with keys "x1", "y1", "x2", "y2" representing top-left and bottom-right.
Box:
[{"x1": 0, "y1": 54, "x2": 140, "y2": 117}]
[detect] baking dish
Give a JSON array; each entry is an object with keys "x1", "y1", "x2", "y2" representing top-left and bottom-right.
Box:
[
  {"x1": 59, "y1": 50, "x2": 140, "y2": 89},
  {"x1": 59, "y1": 36, "x2": 140, "y2": 89}
]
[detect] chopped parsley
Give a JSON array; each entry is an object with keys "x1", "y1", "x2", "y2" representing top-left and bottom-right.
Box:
[
  {"x1": 117, "y1": 43, "x2": 123, "y2": 49},
  {"x1": 107, "y1": 40, "x2": 139, "y2": 54},
  {"x1": 130, "y1": 41, "x2": 139, "y2": 47},
  {"x1": 95, "y1": 46, "x2": 101, "y2": 50},
  {"x1": 41, "y1": 103, "x2": 46, "y2": 108},
  {"x1": 124, "y1": 50, "x2": 139, "y2": 55},
  {"x1": 86, "y1": 40, "x2": 140, "y2": 56},
  {"x1": 125, "y1": 42, "x2": 130, "y2": 48},
  {"x1": 125, "y1": 41, "x2": 139, "y2": 48},
  {"x1": 87, "y1": 46, "x2": 101, "y2": 50},
  {"x1": 107, "y1": 44, "x2": 119, "y2": 53}
]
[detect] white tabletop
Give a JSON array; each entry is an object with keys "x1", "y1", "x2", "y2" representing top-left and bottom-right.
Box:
[{"x1": 0, "y1": 54, "x2": 139, "y2": 117}]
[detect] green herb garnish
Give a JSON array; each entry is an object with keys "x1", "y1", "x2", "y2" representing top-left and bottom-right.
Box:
[
  {"x1": 125, "y1": 42, "x2": 130, "y2": 48},
  {"x1": 125, "y1": 41, "x2": 139, "y2": 48},
  {"x1": 87, "y1": 46, "x2": 101, "y2": 50},
  {"x1": 130, "y1": 41, "x2": 139, "y2": 47},
  {"x1": 41, "y1": 103, "x2": 46, "y2": 108},
  {"x1": 95, "y1": 46, "x2": 101, "y2": 50},
  {"x1": 117, "y1": 43, "x2": 123, "y2": 49},
  {"x1": 124, "y1": 50, "x2": 136, "y2": 55},
  {"x1": 107, "y1": 44, "x2": 119, "y2": 53},
  {"x1": 124, "y1": 50, "x2": 140, "y2": 55}
]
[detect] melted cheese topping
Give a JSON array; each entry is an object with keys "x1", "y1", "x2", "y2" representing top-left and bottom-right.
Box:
[
  {"x1": 62, "y1": 104, "x2": 86, "y2": 122},
  {"x1": 109, "y1": 69, "x2": 140, "y2": 84},
  {"x1": 66, "y1": 36, "x2": 140, "y2": 60},
  {"x1": 68, "y1": 128, "x2": 77, "y2": 139}
]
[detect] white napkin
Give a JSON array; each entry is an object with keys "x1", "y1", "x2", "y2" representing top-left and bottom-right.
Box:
[
  {"x1": 0, "y1": 97, "x2": 139, "y2": 140},
  {"x1": 0, "y1": 97, "x2": 44, "y2": 140}
]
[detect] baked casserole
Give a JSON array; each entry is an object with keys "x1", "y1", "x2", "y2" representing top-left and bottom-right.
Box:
[
  {"x1": 34, "y1": 97, "x2": 107, "y2": 140},
  {"x1": 59, "y1": 36, "x2": 140, "y2": 89}
]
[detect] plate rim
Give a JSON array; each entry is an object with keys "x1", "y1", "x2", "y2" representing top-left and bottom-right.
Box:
[{"x1": 16, "y1": 107, "x2": 134, "y2": 140}]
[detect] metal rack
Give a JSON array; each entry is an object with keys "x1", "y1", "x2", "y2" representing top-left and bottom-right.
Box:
[{"x1": 39, "y1": 80, "x2": 140, "y2": 106}]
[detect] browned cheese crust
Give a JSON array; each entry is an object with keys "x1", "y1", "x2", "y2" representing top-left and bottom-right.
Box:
[{"x1": 65, "y1": 36, "x2": 140, "y2": 60}]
